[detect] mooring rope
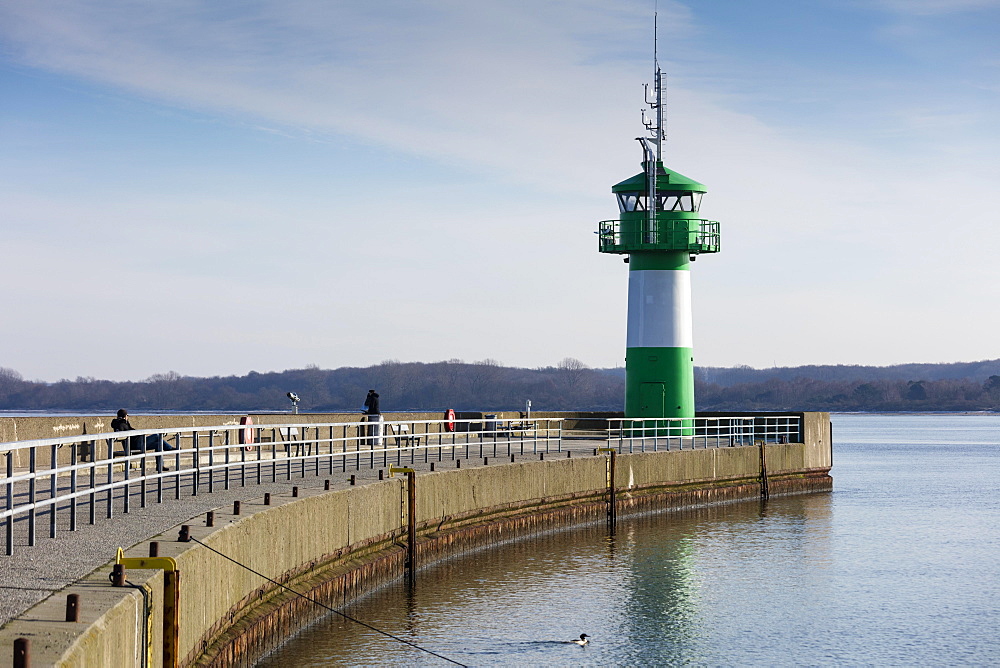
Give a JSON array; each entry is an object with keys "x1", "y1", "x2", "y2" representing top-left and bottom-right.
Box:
[{"x1": 188, "y1": 537, "x2": 467, "y2": 667}]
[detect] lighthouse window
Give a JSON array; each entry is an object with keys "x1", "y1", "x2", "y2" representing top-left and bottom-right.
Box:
[
  {"x1": 657, "y1": 191, "x2": 703, "y2": 212},
  {"x1": 616, "y1": 193, "x2": 645, "y2": 213},
  {"x1": 619, "y1": 191, "x2": 701, "y2": 213}
]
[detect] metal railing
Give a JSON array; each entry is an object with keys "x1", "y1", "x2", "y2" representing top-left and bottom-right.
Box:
[
  {"x1": 2, "y1": 414, "x2": 805, "y2": 556},
  {"x1": 598, "y1": 218, "x2": 720, "y2": 254},
  {"x1": 606, "y1": 415, "x2": 803, "y2": 452},
  {"x1": 1, "y1": 417, "x2": 563, "y2": 556}
]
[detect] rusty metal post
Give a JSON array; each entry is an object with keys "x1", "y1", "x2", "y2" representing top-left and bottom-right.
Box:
[
  {"x1": 233, "y1": 500, "x2": 241, "y2": 516},
  {"x1": 178, "y1": 525, "x2": 190, "y2": 542},
  {"x1": 406, "y1": 471, "x2": 416, "y2": 574},
  {"x1": 206, "y1": 511, "x2": 214, "y2": 527},
  {"x1": 609, "y1": 449, "x2": 617, "y2": 527},
  {"x1": 13, "y1": 637, "x2": 29, "y2": 668},
  {"x1": 65, "y1": 594, "x2": 80, "y2": 622},
  {"x1": 264, "y1": 493, "x2": 271, "y2": 505},
  {"x1": 110, "y1": 563, "x2": 125, "y2": 587},
  {"x1": 324, "y1": 479, "x2": 330, "y2": 491},
  {"x1": 149, "y1": 542, "x2": 159, "y2": 557},
  {"x1": 163, "y1": 570, "x2": 180, "y2": 668},
  {"x1": 292, "y1": 486, "x2": 299, "y2": 497},
  {"x1": 758, "y1": 440, "x2": 769, "y2": 500}
]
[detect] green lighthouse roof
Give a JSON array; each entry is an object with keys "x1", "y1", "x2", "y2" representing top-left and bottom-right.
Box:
[{"x1": 612, "y1": 162, "x2": 707, "y2": 194}]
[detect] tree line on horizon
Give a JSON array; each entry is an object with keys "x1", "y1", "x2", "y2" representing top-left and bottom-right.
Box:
[{"x1": 2, "y1": 359, "x2": 1000, "y2": 414}]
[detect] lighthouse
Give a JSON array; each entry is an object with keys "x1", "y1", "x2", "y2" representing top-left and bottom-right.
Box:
[{"x1": 597, "y1": 39, "x2": 720, "y2": 428}]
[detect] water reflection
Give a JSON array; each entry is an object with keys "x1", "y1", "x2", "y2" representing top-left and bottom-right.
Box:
[
  {"x1": 259, "y1": 415, "x2": 1000, "y2": 666},
  {"x1": 257, "y1": 495, "x2": 836, "y2": 666}
]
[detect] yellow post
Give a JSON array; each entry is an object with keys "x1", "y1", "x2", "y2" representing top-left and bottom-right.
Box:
[{"x1": 115, "y1": 547, "x2": 180, "y2": 668}]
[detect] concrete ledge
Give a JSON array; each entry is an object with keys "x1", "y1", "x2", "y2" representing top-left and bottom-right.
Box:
[{"x1": 0, "y1": 413, "x2": 832, "y2": 667}]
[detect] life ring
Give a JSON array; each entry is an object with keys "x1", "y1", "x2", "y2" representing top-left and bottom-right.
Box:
[
  {"x1": 444, "y1": 409, "x2": 456, "y2": 432},
  {"x1": 239, "y1": 415, "x2": 255, "y2": 448}
]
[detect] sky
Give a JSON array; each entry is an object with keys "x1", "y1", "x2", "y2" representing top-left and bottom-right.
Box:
[{"x1": 2, "y1": 0, "x2": 1000, "y2": 382}]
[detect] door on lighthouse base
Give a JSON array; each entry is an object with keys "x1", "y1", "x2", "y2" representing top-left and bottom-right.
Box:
[{"x1": 639, "y1": 382, "x2": 666, "y2": 417}]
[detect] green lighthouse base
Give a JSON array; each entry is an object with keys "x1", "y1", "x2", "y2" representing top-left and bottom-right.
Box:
[{"x1": 624, "y1": 346, "x2": 695, "y2": 436}]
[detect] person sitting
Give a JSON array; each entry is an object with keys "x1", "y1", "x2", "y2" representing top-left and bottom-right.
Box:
[{"x1": 111, "y1": 409, "x2": 176, "y2": 472}]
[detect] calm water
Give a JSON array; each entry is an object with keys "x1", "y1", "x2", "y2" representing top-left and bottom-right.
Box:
[{"x1": 258, "y1": 414, "x2": 1000, "y2": 666}]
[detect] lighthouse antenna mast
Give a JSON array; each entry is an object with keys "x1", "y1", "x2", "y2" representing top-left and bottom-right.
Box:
[{"x1": 640, "y1": 11, "x2": 665, "y2": 239}]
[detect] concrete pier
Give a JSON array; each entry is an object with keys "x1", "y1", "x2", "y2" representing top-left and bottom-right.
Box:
[{"x1": 0, "y1": 412, "x2": 831, "y2": 667}]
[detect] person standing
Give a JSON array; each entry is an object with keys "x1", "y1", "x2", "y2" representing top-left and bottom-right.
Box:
[
  {"x1": 111, "y1": 409, "x2": 176, "y2": 472},
  {"x1": 363, "y1": 390, "x2": 382, "y2": 446},
  {"x1": 363, "y1": 389, "x2": 380, "y2": 416}
]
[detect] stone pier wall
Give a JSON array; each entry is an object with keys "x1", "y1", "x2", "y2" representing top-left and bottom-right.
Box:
[{"x1": 0, "y1": 413, "x2": 832, "y2": 667}]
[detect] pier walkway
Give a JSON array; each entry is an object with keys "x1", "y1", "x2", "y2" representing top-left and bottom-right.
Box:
[{"x1": 1, "y1": 434, "x2": 610, "y2": 627}]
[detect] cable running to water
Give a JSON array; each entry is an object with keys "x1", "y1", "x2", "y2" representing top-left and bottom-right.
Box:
[{"x1": 188, "y1": 536, "x2": 467, "y2": 667}]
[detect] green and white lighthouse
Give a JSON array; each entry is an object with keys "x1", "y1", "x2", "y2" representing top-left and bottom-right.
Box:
[{"x1": 597, "y1": 47, "x2": 720, "y2": 425}]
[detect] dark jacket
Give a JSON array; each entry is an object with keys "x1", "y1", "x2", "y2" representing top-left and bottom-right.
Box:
[
  {"x1": 364, "y1": 392, "x2": 380, "y2": 415},
  {"x1": 111, "y1": 417, "x2": 142, "y2": 450}
]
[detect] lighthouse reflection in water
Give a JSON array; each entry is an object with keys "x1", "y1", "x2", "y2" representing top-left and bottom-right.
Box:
[{"x1": 259, "y1": 414, "x2": 1000, "y2": 667}]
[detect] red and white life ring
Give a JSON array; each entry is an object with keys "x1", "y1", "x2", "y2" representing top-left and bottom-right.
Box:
[
  {"x1": 444, "y1": 409, "x2": 456, "y2": 432},
  {"x1": 239, "y1": 415, "x2": 255, "y2": 448}
]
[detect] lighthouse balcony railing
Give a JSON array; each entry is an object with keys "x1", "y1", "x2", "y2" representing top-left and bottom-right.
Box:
[
  {"x1": 597, "y1": 219, "x2": 720, "y2": 254},
  {"x1": 605, "y1": 414, "x2": 802, "y2": 453}
]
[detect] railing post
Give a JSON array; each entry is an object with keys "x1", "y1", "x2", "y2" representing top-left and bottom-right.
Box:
[
  {"x1": 6, "y1": 452, "x2": 13, "y2": 555},
  {"x1": 191, "y1": 431, "x2": 199, "y2": 497},
  {"x1": 28, "y1": 446, "x2": 36, "y2": 547},
  {"x1": 49, "y1": 444, "x2": 57, "y2": 539},
  {"x1": 70, "y1": 443, "x2": 78, "y2": 531},
  {"x1": 208, "y1": 430, "x2": 215, "y2": 494}
]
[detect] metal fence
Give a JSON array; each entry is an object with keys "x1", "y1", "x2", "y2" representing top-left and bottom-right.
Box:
[
  {"x1": 1, "y1": 417, "x2": 564, "y2": 556},
  {"x1": 2, "y1": 413, "x2": 805, "y2": 556},
  {"x1": 606, "y1": 415, "x2": 803, "y2": 452}
]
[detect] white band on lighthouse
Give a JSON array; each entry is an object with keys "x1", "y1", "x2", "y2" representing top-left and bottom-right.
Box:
[{"x1": 626, "y1": 270, "x2": 693, "y2": 349}]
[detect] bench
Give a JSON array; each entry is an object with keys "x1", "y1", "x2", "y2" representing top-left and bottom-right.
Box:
[
  {"x1": 389, "y1": 424, "x2": 424, "y2": 446},
  {"x1": 497, "y1": 420, "x2": 535, "y2": 436}
]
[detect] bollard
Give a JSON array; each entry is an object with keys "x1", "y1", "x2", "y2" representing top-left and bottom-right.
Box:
[
  {"x1": 233, "y1": 500, "x2": 241, "y2": 516},
  {"x1": 430, "y1": 463, "x2": 435, "y2": 472},
  {"x1": 593, "y1": 448, "x2": 598, "y2": 456},
  {"x1": 13, "y1": 637, "x2": 29, "y2": 668},
  {"x1": 456, "y1": 459, "x2": 461, "y2": 469},
  {"x1": 264, "y1": 493, "x2": 271, "y2": 506},
  {"x1": 378, "y1": 470, "x2": 384, "y2": 480},
  {"x1": 540, "y1": 453, "x2": 545, "y2": 461},
  {"x1": 65, "y1": 594, "x2": 80, "y2": 622},
  {"x1": 110, "y1": 563, "x2": 125, "y2": 587},
  {"x1": 511, "y1": 454, "x2": 515, "y2": 463},
  {"x1": 292, "y1": 486, "x2": 299, "y2": 498},
  {"x1": 324, "y1": 480, "x2": 330, "y2": 491},
  {"x1": 149, "y1": 541, "x2": 159, "y2": 557},
  {"x1": 206, "y1": 511, "x2": 214, "y2": 527},
  {"x1": 484, "y1": 457, "x2": 489, "y2": 466},
  {"x1": 567, "y1": 451, "x2": 572, "y2": 458},
  {"x1": 178, "y1": 525, "x2": 190, "y2": 542},
  {"x1": 350, "y1": 475, "x2": 356, "y2": 486}
]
